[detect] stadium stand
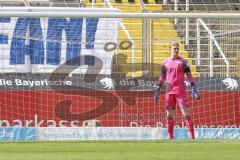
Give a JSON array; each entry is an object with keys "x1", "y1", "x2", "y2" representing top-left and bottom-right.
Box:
[
  {"x1": 51, "y1": 0, "x2": 81, "y2": 7},
  {"x1": 0, "y1": 0, "x2": 239, "y2": 77},
  {"x1": 84, "y1": 0, "x2": 198, "y2": 77},
  {"x1": 162, "y1": 0, "x2": 240, "y2": 77},
  {"x1": 0, "y1": 0, "x2": 52, "y2": 6},
  {"x1": 168, "y1": 0, "x2": 240, "y2": 11}
]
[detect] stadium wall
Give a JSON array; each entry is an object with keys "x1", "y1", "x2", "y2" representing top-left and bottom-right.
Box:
[
  {"x1": 0, "y1": 77, "x2": 239, "y2": 141},
  {"x1": 0, "y1": 87, "x2": 239, "y2": 128}
]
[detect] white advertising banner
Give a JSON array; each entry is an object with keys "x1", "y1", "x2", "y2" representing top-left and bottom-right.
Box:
[
  {"x1": 37, "y1": 127, "x2": 163, "y2": 140},
  {"x1": 0, "y1": 8, "x2": 121, "y2": 74}
]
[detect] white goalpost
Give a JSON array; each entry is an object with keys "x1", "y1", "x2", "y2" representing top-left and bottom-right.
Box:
[{"x1": 1, "y1": 8, "x2": 240, "y2": 18}]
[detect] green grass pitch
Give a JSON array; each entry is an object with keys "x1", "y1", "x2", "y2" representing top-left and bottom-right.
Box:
[{"x1": 0, "y1": 140, "x2": 239, "y2": 160}]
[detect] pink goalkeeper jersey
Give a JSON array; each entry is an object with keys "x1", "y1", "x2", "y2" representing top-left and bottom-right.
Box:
[{"x1": 159, "y1": 56, "x2": 194, "y2": 95}]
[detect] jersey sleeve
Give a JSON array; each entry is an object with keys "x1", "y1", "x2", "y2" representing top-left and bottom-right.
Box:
[
  {"x1": 183, "y1": 60, "x2": 194, "y2": 86},
  {"x1": 158, "y1": 62, "x2": 166, "y2": 87}
]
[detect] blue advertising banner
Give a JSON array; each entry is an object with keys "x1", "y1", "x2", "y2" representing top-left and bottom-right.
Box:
[{"x1": 0, "y1": 127, "x2": 36, "y2": 141}]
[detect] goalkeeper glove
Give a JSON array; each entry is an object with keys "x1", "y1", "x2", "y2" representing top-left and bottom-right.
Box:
[{"x1": 192, "y1": 86, "x2": 200, "y2": 100}]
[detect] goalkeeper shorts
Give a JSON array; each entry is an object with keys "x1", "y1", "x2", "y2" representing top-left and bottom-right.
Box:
[{"x1": 165, "y1": 94, "x2": 188, "y2": 110}]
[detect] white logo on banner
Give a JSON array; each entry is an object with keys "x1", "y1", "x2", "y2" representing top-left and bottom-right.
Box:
[
  {"x1": 100, "y1": 77, "x2": 115, "y2": 89},
  {"x1": 223, "y1": 78, "x2": 239, "y2": 90}
]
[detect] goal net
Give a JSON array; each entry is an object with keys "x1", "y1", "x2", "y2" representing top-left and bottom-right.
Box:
[{"x1": 0, "y1": 8, "x2": 239, "y2": 140}]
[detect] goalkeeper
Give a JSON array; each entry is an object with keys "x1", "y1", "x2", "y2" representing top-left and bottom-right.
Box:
[{"x1": 154, "y1": 41, "x2": 200, "y2": 139}]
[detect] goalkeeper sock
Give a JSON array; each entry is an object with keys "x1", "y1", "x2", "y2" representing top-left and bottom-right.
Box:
[
  {"x1": 185, "y1": 115, "x2": 195, "y2": 139},
  {"x1": 167, "y1": 118, "x2": 174, "y2": 139}
]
